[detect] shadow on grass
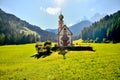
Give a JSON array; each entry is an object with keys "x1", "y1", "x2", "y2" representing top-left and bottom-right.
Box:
[
  {"x1": 58, "y1": 47, "x2": 68, "y2": 59},
  {"x1": 31, "y1": 46, "x2": 95, "y2": 59},
  {"x1": 31, "y1": 52, "x2": 52, "y2": 59},
  {"x1": 58, "y1": 51, "x2": 67, "y2": 59}
]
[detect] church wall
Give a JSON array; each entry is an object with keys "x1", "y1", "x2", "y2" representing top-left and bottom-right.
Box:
[
  {"x1": 58, "y1": 27, "x2": 72, "y2": 46},
  {"x1": 59, "y1": 33, "x2": 72, "y2": 46},
  {"x1": 58, "y1": 14, "x2": 72, "y2": 47},
  {"x1": 68, "y1": 35, "x2": 72, "y2": 46},
  {"x1": 58, "y1": 35, "x2": 63, "y2": 46}
]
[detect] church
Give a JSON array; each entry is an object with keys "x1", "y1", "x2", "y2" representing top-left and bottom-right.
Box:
[{"x1": 58, "y1": 14, "x2": 73, "y2": 47}]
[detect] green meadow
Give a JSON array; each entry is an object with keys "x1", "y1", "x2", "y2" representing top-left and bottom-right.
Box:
[{"x1": 0, "y1": 43, "x2": 120, "y2": 80}]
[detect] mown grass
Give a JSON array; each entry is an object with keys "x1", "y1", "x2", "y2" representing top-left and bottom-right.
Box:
[{"x1": 0, "y1": 43, "x2": 120, "y2": 80}]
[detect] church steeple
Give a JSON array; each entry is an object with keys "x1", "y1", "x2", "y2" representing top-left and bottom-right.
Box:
[
  {"x1": 58, "y1": 13, "x2": 64, "y2": 32},
  {"x1": 59, "y1": 14, "x2": 64, "y2": 20},
  {"x1": 58, "y1": 13, "x2": 73, "y2": 47}
]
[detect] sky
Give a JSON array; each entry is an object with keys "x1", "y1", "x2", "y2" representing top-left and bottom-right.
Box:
[{"x1": 0, "y1": 0, "x2": 120, "y2": 29}]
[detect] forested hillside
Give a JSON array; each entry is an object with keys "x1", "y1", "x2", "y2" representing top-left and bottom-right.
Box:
[
  {"x1": 81, "y1": 10, "x2": 120, "y2": 43},
  {"x1": 0, "y1": 9, "x2": 57, "y2": 45}
]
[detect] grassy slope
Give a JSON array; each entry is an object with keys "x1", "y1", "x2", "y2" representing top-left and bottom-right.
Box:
[{"x1": 0, "y1": 43, "x2": 120, "y2": 80}]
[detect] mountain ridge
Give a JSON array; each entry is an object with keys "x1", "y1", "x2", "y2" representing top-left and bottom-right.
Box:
[{"x1": 0, "y1": 8, "x2": 57, "y2": 45}]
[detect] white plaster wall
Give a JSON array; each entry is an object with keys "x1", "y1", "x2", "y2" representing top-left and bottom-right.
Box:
[
  {"x1": 67, "y1": 35, "x2": 72, "y2": 46},
  {"x1": 59, "y1": 34, "x2": 72, "y2": 47},
  {"x1": 59, "y1": 35, "x2": 63, "y2": 46},
  {"x1": 58, "y1": 27, "x2": 72, "y2": 47}
]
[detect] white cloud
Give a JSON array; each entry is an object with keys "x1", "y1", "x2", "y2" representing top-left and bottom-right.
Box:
[
  {"x1": 54, "y1": 0, "x2": 65, "y2": 6},
  {"x1": 90, "y1": 8, "x2": 95, "y2": 11},
  {"x1": 46, "y1": 7, "x2": 61, "y2": 15},
  {"x1": 40, "y1": 7, "x2": 45, "y2": 11},
  {"x1": 40, "y1": 7, "x2": 61, "y2": 15},
  {"x1": 68, "y1": 23, "x2": 74, "y2": 27}
]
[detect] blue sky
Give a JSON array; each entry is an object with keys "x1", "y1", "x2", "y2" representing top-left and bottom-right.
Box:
[{"x1": 0, "y1": 0, "x2": 120, "y2": 29}]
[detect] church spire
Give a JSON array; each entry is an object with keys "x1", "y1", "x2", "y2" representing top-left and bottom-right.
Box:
[
  {"x1": 58, "y1": 13, "x2": 64, "y2": 32},
  {"x1": 59, "y1": 13, "x2": 64, "y2": 20},
  {"x1": 57, "y1": 13, "x2": 73, "y2": 47}
]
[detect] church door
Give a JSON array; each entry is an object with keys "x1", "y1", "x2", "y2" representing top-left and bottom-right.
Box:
[{"x1": 63, "y1": 40, "x2": 68, "y2": 46}]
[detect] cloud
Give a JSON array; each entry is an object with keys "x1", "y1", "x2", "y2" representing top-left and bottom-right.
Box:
[
  {"x1": 90, "y1": 8, "x2": 95, "y2": 11},
  {"x1": 46, "y1": 7, "x2": 61, "y2": 15},
  {"x1": 40, "y1": 7, "x2": 61, "y2": 15},
  {"x1": 54, "y1": 0, "x2": 65, "y2": 6},
  {"x1": 68, "y1": 23, "x2": 74, "y2": 27},
  {"x1": 40, "y1": 7, "x2": 45, "y2": 11}
]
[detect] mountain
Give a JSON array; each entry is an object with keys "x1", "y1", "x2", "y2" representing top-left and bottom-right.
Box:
[
  {"x1": 46, "y1": 29, "x2": 58, "y2": 34},
  {"x1": 81, "y1": 10, "x2": 120, "y2": 43},
  {"x1": 90, "y1": 13, "x2": 105, "y2": 22},
  {"x1": 46, "y1": 13, "x2": 104, "y2": 36},
  {"x1": 25, "y1": 24, "x2": 57, "y2": 42},
  {"x1": 0, "y1": 8, "x2": 57, "y2": 45},
  {"x1": 46, "y1": 20, "x2": 92, "y2": 38},
  {"x1": 69, "y1": 20, "x2": 92, "y2": 36}
]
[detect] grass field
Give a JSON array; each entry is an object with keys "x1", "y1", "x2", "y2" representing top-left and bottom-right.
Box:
[{"x1": 0, "y1": 43, "x2": 120, "y2": 80}]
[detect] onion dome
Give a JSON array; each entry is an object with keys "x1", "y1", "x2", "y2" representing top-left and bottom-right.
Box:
[{"x1": 59, "y1": 14, "x2": 64, "y2": 20}]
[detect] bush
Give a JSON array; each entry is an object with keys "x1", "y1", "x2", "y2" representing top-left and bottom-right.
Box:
[
  {"x1": 35, "y1": 43, "x2": 46, "y2": 54},
  {"x1": 45, "y1": 45, "x2": 51, "y2": 53},
  {"x1": 35, "y1": 40, "x2": 52, "y2": 55},
  {"x1": 51, "y1": 44, "x2": 59, "y2": 51},
  {"x1": 44, "y1": 40, "x2": 51, "y2": 46}
]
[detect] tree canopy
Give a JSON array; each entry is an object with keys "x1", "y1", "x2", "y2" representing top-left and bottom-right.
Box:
[{"x1": 81, "y1": 10, "x2": 120, "y2": 43}]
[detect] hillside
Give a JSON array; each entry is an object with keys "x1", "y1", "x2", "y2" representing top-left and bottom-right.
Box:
[
  {"x1": 81, "y1": 10, "x2": 120, "y2": 43},
  {"x1": 69, "y1": 20, "x2": 92, "y2": 35},
  {"x1": 0, "y1": 8, "x2": 57, "y2": 45},
  {"x1": 46, "y1": 29, "x2": 58, "y2": 34},
  {"x1": 0, "y1": 43, "x2": 120, "y2": 79}
]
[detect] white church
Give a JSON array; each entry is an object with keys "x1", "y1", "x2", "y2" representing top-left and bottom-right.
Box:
[{"x1": 58, "y1": 14, "x2": 73, "y2": 47}]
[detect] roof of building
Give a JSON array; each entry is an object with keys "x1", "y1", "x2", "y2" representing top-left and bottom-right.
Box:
[{"x1": 58, "y1": 25, "x2": 73, "y2": 35}]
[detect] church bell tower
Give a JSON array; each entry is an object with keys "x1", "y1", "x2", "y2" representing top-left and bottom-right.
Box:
[
  {"x1": 58, "y1": 14, "x2": 64, "y2": 32},
  {"x1": 58, "y1": 13, "x2": 73, "y2": 47}
]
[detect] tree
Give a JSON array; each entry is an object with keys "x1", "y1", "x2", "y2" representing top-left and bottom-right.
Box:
[
  {"x1": 0, "y1": 33, "x2": 5, "y2": 45},
  {"x1": 95, "y1": 37, "x2": 99, "y2": 43},
  {"x1": 44, "y1": 40, "x2": 52, "y2": 54},
  {"x1": 81, "y1": 10, "x2": 120, "y2": 43},
  {"x1": 102, "y1": 38, "x2": 107, "y2": 43}
]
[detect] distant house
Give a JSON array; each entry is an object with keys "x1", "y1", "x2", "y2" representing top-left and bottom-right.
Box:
[{"x1": 58, "y1": 14, "x2": 73, "y2": 47}]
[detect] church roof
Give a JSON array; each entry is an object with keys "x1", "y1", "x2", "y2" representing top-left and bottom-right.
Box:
[{"x1": 58, "y1": 25, "x2": 73, "y2": 35}]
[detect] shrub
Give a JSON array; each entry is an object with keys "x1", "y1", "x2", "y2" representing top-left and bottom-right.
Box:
[
  {"x1": 35, "y1": 43, "x2": 45, "y2": 54},
  {"x1": 44, "y1": 40, "x2": 51, "y2": 46},
  {"x1": 45, "y1": 45, "x2": 51, "y2": 53},
  {"x1": 51, "y1": 44, "x2": 59, "y2": 51}
]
